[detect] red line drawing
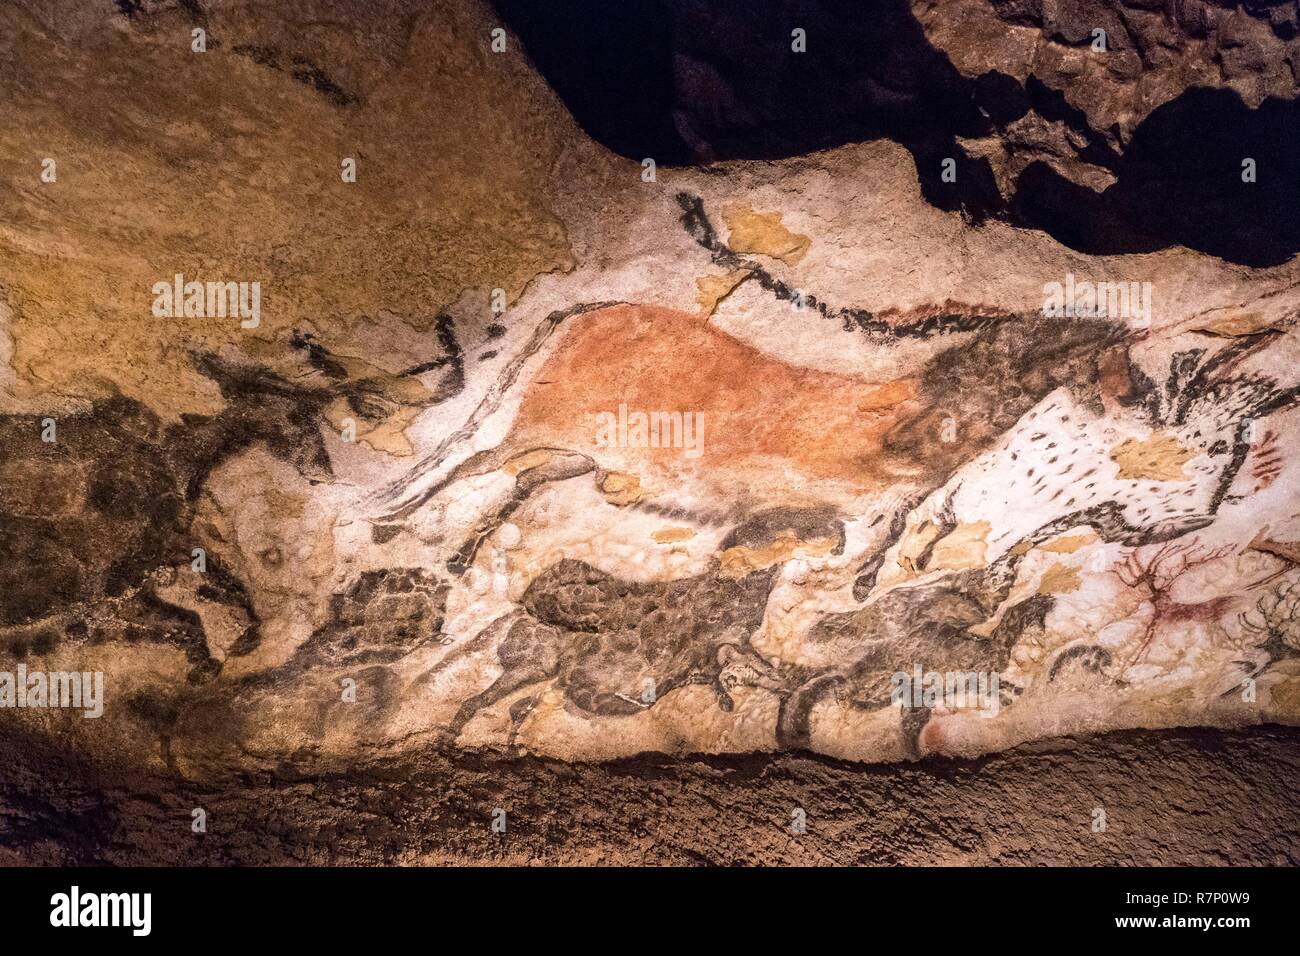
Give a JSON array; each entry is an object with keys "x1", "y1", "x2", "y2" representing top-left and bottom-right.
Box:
[
  {"x1": 1251, "y1": 428, "x2": 1283, "y2": 489},
  {"x1": 1112, "y1": 539, "x2": 1236, "y2": 668}
]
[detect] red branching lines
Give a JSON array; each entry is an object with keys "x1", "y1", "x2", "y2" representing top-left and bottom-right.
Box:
[{"x1": 1112, "y1": 539, "x2": 1236, "y2": 668}]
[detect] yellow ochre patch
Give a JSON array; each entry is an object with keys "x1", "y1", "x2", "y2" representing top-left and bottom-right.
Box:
[
  {"x1": 600, "y1": 472, "x2": 644, "y2": 506},
  {"x1": 722, "y1": 204, "x2": 811, "y2": 264},
  {"x1": 1038, "y1": 562, "x2": 1082, "y2": 595},
  {"x1": 652, "y1": 527, "x2": 696, "y2": 544},
  {"x1": 695, "y1": 269, "x2": 750, "y2": 317},
  {"x1": 717, "y1": 530, "x2": 837, "y2": 579},
  {"x1": 1110, "y1": 433, "x2": 1196, "y2": 481}
]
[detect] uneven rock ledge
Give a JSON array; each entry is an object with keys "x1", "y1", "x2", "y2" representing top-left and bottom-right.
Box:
[{"x1": 3, "y1": 725, "x2": 1297, "y2": 866}]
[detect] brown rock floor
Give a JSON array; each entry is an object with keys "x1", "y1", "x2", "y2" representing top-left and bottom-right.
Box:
[{"x1": 1, "y1": 726, "x2": 1297, "y2": 866}]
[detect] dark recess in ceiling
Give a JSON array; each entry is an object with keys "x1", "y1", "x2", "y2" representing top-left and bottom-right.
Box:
[{"x1": 493, "y1": 0, "x2": 1299, "y2": 267}]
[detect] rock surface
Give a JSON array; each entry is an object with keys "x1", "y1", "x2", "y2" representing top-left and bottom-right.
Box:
[
  {"x1": 1, "y1": 0, "x2": 1298, "y2": 863},
  {"x1": 3, "y1": 725, "x2": 1297, "y2": 864}
]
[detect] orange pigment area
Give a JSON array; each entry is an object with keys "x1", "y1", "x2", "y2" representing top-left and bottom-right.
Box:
[{"x1": 509, "y1": 304, "x2": 918, "y2": 499}]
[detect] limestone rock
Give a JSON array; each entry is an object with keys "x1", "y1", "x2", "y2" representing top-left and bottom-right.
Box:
[{"x1": 1, "y1": 0, "x2": 1298, "y2": 864}]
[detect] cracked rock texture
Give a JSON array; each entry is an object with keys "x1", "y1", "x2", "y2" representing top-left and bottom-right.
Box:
[{"x1": 1, "y1": 0, "x2": 1299, "y2": 864}]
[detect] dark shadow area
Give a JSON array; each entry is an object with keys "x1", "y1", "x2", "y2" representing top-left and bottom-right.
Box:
[
  {"x1": 494, "y1": 0, "x2": 1009, "y2": 221},
  {"x1": 491, "y1": 0, "x2": 689, "y2": 164},
  {"x1": 1016, "y1": 88, "x2": 1300, "y2": 267},
  {"x1": 494, "y1": 0, "x2": 1300, "y2": 266}
]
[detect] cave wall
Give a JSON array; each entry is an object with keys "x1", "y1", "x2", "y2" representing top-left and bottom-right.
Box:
[{"x1": 0, "y1": 1, "x2": 1298, "y2": 861}]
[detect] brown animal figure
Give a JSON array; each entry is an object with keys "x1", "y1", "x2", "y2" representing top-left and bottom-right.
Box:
[
  {"x1": 425, "y1": 557, "x2": 788, "y2": 746},
  {"x1": 424, "y1": 508, "x2": 846, "y2": 744},
  {"x1": 377, "y1": 300, "x2": 1127, "y2": 579}
]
